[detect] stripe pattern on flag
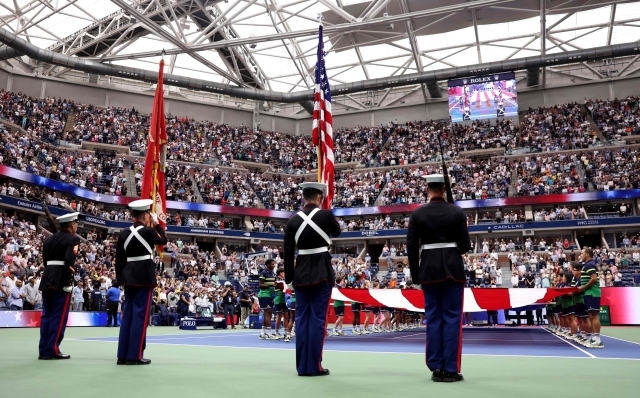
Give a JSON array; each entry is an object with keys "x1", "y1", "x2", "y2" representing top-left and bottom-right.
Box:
[
  {"x1": 333, "y1": 288, "x2": 576, "y2": 313},
  {"x1": 311, "y1": 25, "x2": 334, "y2": 210}
]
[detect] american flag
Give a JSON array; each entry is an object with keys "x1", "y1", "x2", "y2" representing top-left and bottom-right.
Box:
[{"x1": 311, "y1": 24, "x2": 334, "y2": 210}]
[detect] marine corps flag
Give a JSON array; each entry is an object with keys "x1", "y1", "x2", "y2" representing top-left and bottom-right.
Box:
[{"x1": 140, "y1": 59, "x2": 168, "y2": 252}]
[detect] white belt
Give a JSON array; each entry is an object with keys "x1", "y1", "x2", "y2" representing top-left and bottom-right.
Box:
[
  {"x1": 298, "y1": 247, "x2": 329, "y2": 255},
  {"x1": 127, "y1": 255, "x2": 152, "y2": 262},
  {"x1": 47, "y1": 261, "x2": 65, "y2": 266},
  {"x1": 422, "y1": 243, "x2": 458, "y2": 250}
]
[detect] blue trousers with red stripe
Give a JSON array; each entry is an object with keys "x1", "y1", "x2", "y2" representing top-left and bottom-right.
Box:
[
  {"x1": 294, "y1": 282, "x2": 332, "y2": 375},
  {"x1": 422, "y1": 280, "x2": 464, "y2": 373},
  {"x1": 117, "y1": 286, "x2": 153, "y2": 361},
  {"x1": 39, "y1": 289, "x2": 72, "y2": 357}
]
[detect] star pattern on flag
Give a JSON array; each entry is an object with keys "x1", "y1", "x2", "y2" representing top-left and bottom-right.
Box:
[{"x1": 14, "y1": 312, "x2": 22, "y2": 323}]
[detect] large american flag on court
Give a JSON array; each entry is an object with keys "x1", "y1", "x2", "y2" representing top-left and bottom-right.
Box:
[
  {"x1": 332, "y1": 287, "x2": 577, "y2": 313},
  {"x1": 311, "y1": 24, "x2": 335, "y2": 210}
]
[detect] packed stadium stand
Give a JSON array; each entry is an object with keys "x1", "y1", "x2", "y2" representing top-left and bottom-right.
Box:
[{"x1": 2, "y1": 1, "x2": 640, "y2": 394}]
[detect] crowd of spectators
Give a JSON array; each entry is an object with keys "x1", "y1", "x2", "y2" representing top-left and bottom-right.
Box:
[
  {"x1": 513, "y1": 153, "x2": 583, "y2": 196},
  {"x1": 519, "y1": 103, "x2": 597, "y2": 151},
  {"x1": 4, "y1": 88, "x2": 640, "y2": 215},
  {"x1": 0, "y1": 122, "x2": 132, "y2": 195},
  {"x1": 336, "y1": 215, "x2": 409, "y2": 232},
  {"x1": 588, "y1": 96, "x2": 640, "y2": 141},
  {"x1": 193, "y1": 167, "x2": 258, "y2": 207},
  {"x1": 332, "y1": 170, "x2": 386, "y2": 208},
  {"x1": 377, "y1": 158, "x2": 510, "y2": 205},
  {"x1": 369, "y1": 119, "x2": 516, "y2": 168},
  {"x1": 249, "y1": 174, "x2": 301, "y2": 211},
  {"x1": 580, "y1": 149, "x2": 640, "y2": 191},
  {"x1": 0, "y1": 91, "x2": 70, "y2": 144},
  {"x1": 464, "y1": 254, "x2": 502, "y2": 288},
  {"x1": 479, "y1": 236, "x2": 577, "y2": 254},
  {"x1": 504, "y1": 246, "x2": 640, "y2": 289},
  {"x1": 333, "y1": 125, "x2": 391, "y2": 164}
]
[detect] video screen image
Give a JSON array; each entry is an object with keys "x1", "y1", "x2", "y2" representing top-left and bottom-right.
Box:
[{"x1": 447, "y1": 72, "x2": 518, "y2": 122}]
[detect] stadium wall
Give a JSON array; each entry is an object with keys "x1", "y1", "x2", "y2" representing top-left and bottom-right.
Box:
[{"x1": 2, "y1": 65, "x2": 640, "y2": 134}]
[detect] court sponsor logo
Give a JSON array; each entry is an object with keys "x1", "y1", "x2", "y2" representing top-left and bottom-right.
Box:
[
  {"x1": 361, "y1": 230, "x2": 379, "y2": 236},
  {"x1": 17, "y1": 200, "x2": 43, "y2": 211},
  {"x1": 492, "y1": 223, "x2": 524, "y2": 230},
  {"x1": 84, "y1": 216, "x2": 106, "y2": 225},
  {"x1": 189, "y1": 228, "x2": 224, "y2": 236},
  {"x1": 577, "y1": 220, "x2": 599, "y2": 226},
  {"x1": 468, "y1": 76, "x2": 495, "y2": 84},
  {"x1": 182, "y1": 320, "x2": 196, "y2": 327}
]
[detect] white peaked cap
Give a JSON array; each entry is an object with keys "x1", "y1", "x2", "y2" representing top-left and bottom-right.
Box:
[
  {"x1": 56, "y1": 212, "x2": 79, "y2": 223},
  {"x1": 299, "y1": 182, "x2": 327, "y2": 194},
  {"x1": 422, "y1": 174, "x2": 445, "y2": 184},
  {"x1": 129, "y1": 199, "x2": 154, "y2": 211}
]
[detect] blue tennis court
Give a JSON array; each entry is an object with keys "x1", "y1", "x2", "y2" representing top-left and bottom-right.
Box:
[{"x1": 78, "y1": 327, "x2": 640, "y2": 360}]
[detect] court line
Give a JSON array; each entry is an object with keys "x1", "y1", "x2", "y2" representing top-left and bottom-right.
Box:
[
  {"x1": 601, "y1": 334, "x2": 640, "y2": 346},
  {"x1": 71, "y1": 332, "x2": 259, "y2": 341},
  {"x1": 542, "y1": 328, "x2": 596, "y2": 358},
  {"x1": 71, "y1": 339, "x2": 640, "y2": 360},
  {"x1": 390, "y1": 333, "x2": 423, "y2": 339},
  {"x1": 394, "y1": 338, "x2": 570, "y2": 343},
  {"x1": 142, "y1": 334, "x2": 261, "y2": 341}
]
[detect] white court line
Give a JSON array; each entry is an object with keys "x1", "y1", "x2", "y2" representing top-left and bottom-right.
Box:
[
  {"x1": 542, "y1": 328, "x2": 596, "y2": 358},
  {"x1": 70, "y1": 333, "x2": 259, "y2": 341},
  {"x1": 601, "y1": 334, "x2": 640, "y2": 347},
  {"x1": 383, "y1": 338, "x2": 578, "y2": 342},
  {"x1": 390, "y1": 333, "x2": 424, "y2": 339},
  {"x1": 71, "y1": 339, "x2": 640, "y2": 360},
  {"x1": 142, "y1": 334, "x2": 260, "y2": 341}
]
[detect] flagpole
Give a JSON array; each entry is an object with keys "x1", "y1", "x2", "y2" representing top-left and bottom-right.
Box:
[{"x1": 317, "y1": 15, "x2": 323, "y2": 186}]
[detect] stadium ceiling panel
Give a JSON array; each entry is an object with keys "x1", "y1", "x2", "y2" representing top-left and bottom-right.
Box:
[{"x1": 1, "y1": 0, "x2": 640, "y2": 96}]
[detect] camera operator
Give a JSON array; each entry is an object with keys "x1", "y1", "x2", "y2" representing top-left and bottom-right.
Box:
[{"x1": 222, "y1": 281, "x2": 237, "y2": 329}]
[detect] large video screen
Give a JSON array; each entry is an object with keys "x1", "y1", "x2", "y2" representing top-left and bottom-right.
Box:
[{"x1": 447, "y1": 72, "x2": 518, "y2": 122}]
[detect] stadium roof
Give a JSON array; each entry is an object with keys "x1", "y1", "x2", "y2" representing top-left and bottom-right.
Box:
[{"x1": 1, "y1": 0, "x2": 640, "y2": 95}]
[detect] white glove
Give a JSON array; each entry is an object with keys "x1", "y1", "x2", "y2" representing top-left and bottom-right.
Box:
[{"x1": 150, "y1": 212, "x2": 159, "y2": 224}]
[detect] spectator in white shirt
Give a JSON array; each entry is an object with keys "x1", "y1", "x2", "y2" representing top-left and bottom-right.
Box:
[
  {"x1": 620, "y1": 204, "x2": 628, "y2": 217},
  {"x1": 72, "y1": 281, "x2": 85, "y2": 311},
  {"x1": 9, "y1": 279, "x2": 25, "y2": 310}
]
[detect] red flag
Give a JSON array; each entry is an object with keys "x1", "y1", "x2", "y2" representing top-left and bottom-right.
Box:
[{"x1": 140, "y1": 59, "x2": 168, "y2": 252}]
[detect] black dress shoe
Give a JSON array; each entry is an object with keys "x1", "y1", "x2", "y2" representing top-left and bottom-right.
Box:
[
  {"x1": 38, "y1": 355, "x2": 43, "y2": 360},
  {"x1": 41, "y1": 354, "x2": 71, "y2": 360},
  {"x1": 105, "y1": 325, "x2": 111, "y2": 327},
  {"x1": 442, "y1": 371, "x2": 464, "y2": 382},
  {"x1": 117, "y1": 359, "x2": 126, "y2": 365},
  {"x1": 431, "y1": 369, "x2": 444, "y2": 382},
  {"x1": 299, "y1": 369, "x2": 330, "y2": 376},
  {"x1": 126, "y1": 358, "x2": 151, "y2": 365}
]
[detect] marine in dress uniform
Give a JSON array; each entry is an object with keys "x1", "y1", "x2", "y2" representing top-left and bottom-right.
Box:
[
  {"x1": 115, "y1": 199, "x2": 167, "y2": 365},
  {"x1": 38, "y1": 212, "x2": 81, "y2": 360},
  {"x1": 284, "y1": 182, "x2": 340, "y2": 376},
  {"x1": 406, "y1": 174, "x2": 471, "y2": 382}
]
